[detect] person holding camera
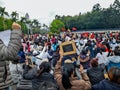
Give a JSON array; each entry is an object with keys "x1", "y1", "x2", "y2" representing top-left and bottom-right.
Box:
[
  {"x1": 54, "y1": 51, "x2": 91, "y2": 90},
  {"x1": 23, "y1": 59, "x2": 59, "y2": 90},
  {"x1": 0, "y1": 23, "x2": 22, "y2": 90}
]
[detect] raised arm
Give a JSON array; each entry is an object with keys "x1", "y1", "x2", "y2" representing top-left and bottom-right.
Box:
[
  {"x1": 54, "y1": 51, "x2": 63, "y2": 87},
  {"x1": 0, "y1": 23, "x2": 22, "y2": 60}
]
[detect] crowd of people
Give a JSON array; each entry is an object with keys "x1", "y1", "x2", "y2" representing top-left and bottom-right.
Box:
[{"x1": 0, "y1": 23, "x2": 120, "y2": 90}]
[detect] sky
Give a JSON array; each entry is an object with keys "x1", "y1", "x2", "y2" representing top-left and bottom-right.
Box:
[{"x1": 1, "y1": 0, "x2": 115, "y2": 26}]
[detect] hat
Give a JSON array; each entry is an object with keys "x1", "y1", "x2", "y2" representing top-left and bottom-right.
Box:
[
  {"x1": 33, "y1": 50, "x2": 39, "y2": 56},
  {"x1": 64, "y1": 59, "x2": 73, "y2": 63},
  {"x1": 41, "y1": 59, "x2": 49, "y2": 63}
]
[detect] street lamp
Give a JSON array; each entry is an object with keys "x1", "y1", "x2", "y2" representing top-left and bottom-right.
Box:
[{"x1": 25, "y1": 13, "x2": 30, "y2": 38}]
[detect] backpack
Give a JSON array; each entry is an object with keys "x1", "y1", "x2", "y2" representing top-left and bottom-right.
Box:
[{"x1": 38, "y1": 81, "x2": 59, "y2": 90}]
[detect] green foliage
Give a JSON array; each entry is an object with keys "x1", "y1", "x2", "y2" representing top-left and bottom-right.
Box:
[
  {"x1": 18, "y1": 21, "x2": 28, "y2": 34},
  {"x1": 5, "y1": 19, "x2": 12, "y2": 29},
  {"x1": 50, "y1": 19, "x2": 65, "y2": 33},
  {"x1": 0, "y1": 6, "x2": 42, "y2": 34},
  {"x1": 0, "y1": 7, "x2": 9, "y2": 17},
  {"x1": 52, "y1": 0, "x2": 120, "y2": 30},
  {"x1": 0, "y1": 17, "x2": 4, "y2": 31},
  {"x1": 11, "y1": 11, "x2": 19, "y2": 22}
]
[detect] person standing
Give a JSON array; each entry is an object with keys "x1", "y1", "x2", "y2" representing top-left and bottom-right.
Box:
[{"x1": 0, "y1": 22, "x2": 22, "y2": 90}]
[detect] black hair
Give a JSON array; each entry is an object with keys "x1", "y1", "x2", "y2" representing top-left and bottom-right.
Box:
[
  {"x1": 81, "y1": 49, "x2": 87, "y2": 55},
  {"x1": 99, "y1": 48, "x2": 106, "y2": 55},
  {"x1": 114, "y1": 47, "x2": 120, "y2": 56},
  {"x1": 37, "y1": 62, "x2": 51, "y2": 76},
  {"x1": 62, "y1": 63, "x2": 74, "y2": 89}
]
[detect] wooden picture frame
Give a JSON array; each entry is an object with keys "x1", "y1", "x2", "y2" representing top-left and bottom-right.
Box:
[{"x1": 60, "y1": 41, "x2": 77, "y2": 55}]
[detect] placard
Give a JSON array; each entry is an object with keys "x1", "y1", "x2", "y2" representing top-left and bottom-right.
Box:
[{"x1": 60, "y1": 41, "x2": 77, "y2": 55}]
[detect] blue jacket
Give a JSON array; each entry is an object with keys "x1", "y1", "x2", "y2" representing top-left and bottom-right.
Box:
[
  {"x1": 106, "y1": 56, "x2": 120, "y2": 70},
  {"x1": 18, "y1": 51, "x2": 25, "y2": 63},
  {"x1": 92, "y1": 79, "x2": 120, "y2": 90},
  {"x1": 52, "y1": 43, "x2": 58, "y2": 51}
]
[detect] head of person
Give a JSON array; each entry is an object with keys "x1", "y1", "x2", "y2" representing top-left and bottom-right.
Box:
[
  {"x1": 48, "y1": 45, "x2": 51, "y2": 50},
  {"x1": 27, "y1": 42, "x2": 30, "y2": 46},
  {"x1": 52, "y1": 35, "x2": 55, "y2": 38},
  {"x1": 12, "y1": 22, "x2": 21, "y2": 30},
  {"x1": 108, "y1": 67, "x2": 120, "y2": 84},
  {"x1": 62, "y1": 61, "x2": 75, "y2": 89},
  {"x1": 81, "y1": 49, "x2": 87, "y2": 55},
  {"x1": 37, "y1": 61, "x2": 51, "y2": 76},
  {"x1": 99, "y1": 48, "x2": 106, "y2": 55},
  {"x1": 32, "y1": 50, "x2": 39, "y2": 56},
  {"x1": 114, "y1": 46, "x2": 120, "y2": 56},
  {"x1": 90, "y1": 58, "x2": 98, "y2": 67}
]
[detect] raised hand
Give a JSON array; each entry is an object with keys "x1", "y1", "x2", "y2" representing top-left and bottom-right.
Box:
[{"x1": 12, "y1": 22, "x2": 21, "y2": 30}]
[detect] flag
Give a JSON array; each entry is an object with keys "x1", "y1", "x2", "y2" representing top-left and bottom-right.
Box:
[{"x1": 72, "y1": 27, "x2": 77, "y2": 31}]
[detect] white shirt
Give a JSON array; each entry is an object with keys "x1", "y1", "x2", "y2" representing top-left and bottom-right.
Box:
[
  {"x1": 36, "y1": 46, "x2": 52, "y2": 60},
  {"x1": 96, "y1": 52, "x2": 108, "y2": 65},
  {"x1": 110, "y1": 43, "x2": 118, "y2": 50},
  {"x1": 65, "y1": 36, "x2": 71, "y2": 41}
]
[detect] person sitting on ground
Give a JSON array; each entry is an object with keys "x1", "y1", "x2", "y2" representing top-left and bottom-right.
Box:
[
  {"x1": 87, "y1": 58, "x2": 105, "y2": 85},
  {"x1": 92, "y1": 67, "x2": 120, "y2": 90},
  {"x1": 36, "y1": 43, "x2": 52, "y2": 60},
  {"x1": 23, "y1": 60, "x2": 58, "y2": 90},
  {"x1": 54, "y1": 51, "x2": 91, "y2": 90},
  {"x1": 96, "y1": 47, "x2": 108, "y2": 69},
  {"x1": 106, "y1": 46, "x2": 120, "y2": 70},
  {"x1": 79, "y1": 49, "x2": 90, "y2": 70}
]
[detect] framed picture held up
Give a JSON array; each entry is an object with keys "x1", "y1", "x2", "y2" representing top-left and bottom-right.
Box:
[{"x1": 60, "y1": 41, "x2": 77, "y2": 56}]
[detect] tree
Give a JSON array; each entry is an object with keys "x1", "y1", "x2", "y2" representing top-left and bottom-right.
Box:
[
  {"x1": 20, "y1": 16, "x2": 26, "y2": 23},
  {"x1": 4, "y1": 19, "x2": 12, "y2": 30},
  {"x1": 0, "y1": 7, "x2": 9, "y2": 17},
  {"x1": 112, "y1": 0, "x2": 120, "y2": 10},
  {"x1": 92, "y1": 3, "x2": 102, "y2": 12},
  {"x1": 32, "y1": 19, "x2": 39, "y2": 27},
  {"x1": 60, "y1": 15, "x2": 72, "y2": 29},
  {"x1": 31, "y1": 19, "x2": 41, "y2": 34},
  {"x1": 0, "y1": 17, "x2": 4, "y2": 31},
  {"x1": 50, "y1": 19, "x2": 65, "y2": 33},
  {"x1": 43, "y1": 24, "x2": 48, "y2": 29},
  {"x1": 0, "y1": 7, "x2": 9, "y2": 30},
  {"x1": 55, "y1": 15, "x2": 61, "y2": 19},
  {"x1": 11, "y1": 11, "x2": 19, "y2": 22}
]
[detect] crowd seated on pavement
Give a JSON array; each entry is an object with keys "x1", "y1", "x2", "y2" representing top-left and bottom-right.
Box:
[{"x1": 3, "y1": 28, "x2": 120, "y2": 90}]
